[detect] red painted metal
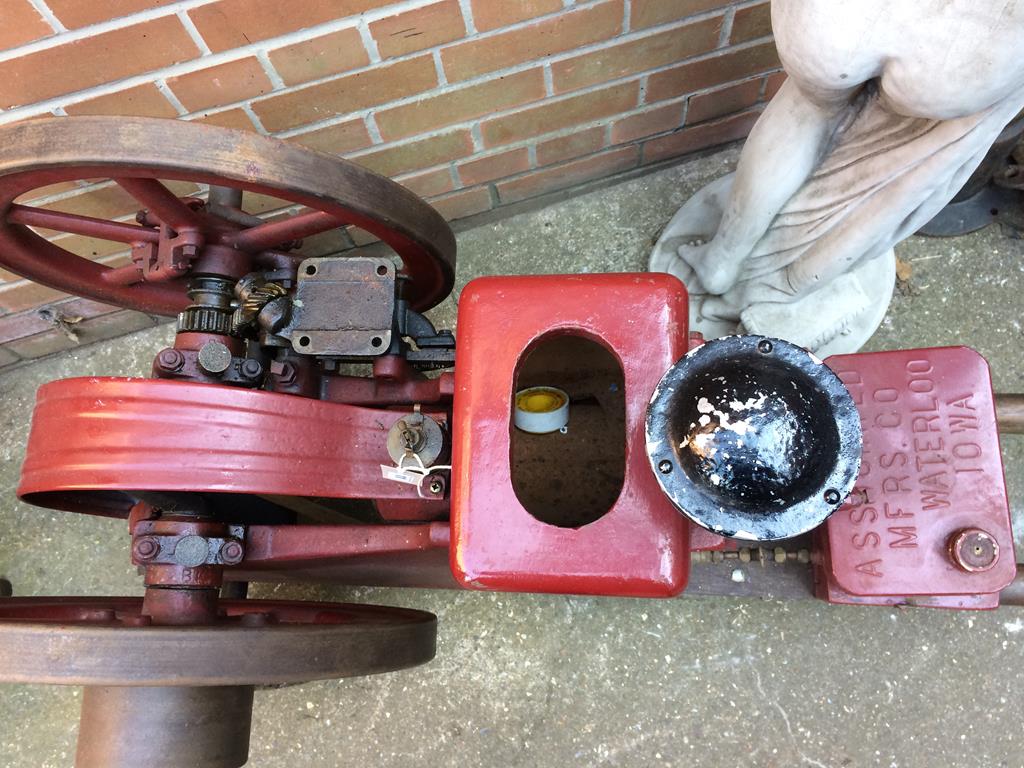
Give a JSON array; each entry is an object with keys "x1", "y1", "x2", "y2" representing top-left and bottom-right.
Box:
[
  {"x1": 242, "y1": 522, "x2": 449, "y2": 570},
  {"x1": 450, "y1": 273, "x2": 693, "y2": 598},
  {"x1": 7, "y1": 204, "x2": 160, "y2": 243},
  {"x1": 321, "y1": 370, "x2": 455, "y2": 405},
  {"x1": 18, "y1": 377, "x2": 448, "y2": 515},
  {"x1": 223, "y1": 209, "x2": 341, "y2": 252},
  {"x1": 816, "y1": 346, "x2": 1015, "y2": 608}
]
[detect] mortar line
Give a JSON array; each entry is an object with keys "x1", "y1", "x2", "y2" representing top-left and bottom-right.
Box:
[
  {"x1": 0, "y1": 4, "x2": 753, "y2": 123},
  {"x1": 177, "y1": 9, "x2": 211, "y2": 55},
  {"x1": 26, "y1": 0, "x2": 65, "y2": 33}
]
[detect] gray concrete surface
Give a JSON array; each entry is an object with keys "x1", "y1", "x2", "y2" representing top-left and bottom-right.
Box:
[{"x1": 1, "y1": 146, "x2": 1023, "y2": 767}]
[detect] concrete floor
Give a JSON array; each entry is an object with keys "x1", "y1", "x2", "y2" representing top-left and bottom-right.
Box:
[{"x1": 1, "y1": 146, "x2": 1024, "y2": 767}]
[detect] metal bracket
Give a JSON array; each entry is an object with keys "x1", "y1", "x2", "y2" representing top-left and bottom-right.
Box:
[{"x1": 284, "y1": 256, "x2": 396, "y2": 357}]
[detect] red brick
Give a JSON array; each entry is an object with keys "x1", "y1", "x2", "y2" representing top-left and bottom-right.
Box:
[
  {"x1": 731, "y1": 3, "x2": 772, "y2": 44},
  {"x1": 610, "y1": 102, "x2": 682, "y2": 143},
  {"x1": 190, "y1": 109, "x2": 258, "y2": 131},
  {"x1": 42, "y1": 184, "x2": 141, "y2": 222},
  {"x1": 47, "y1": 0, "x2": 176, "y2": 28},
  {"x1": 441, "y1": 1, "x2": 623, "y2": 83},
  {"x1": 0, "y1": 308, "x2": 57, "y2": 345},
  {"x1": 353, "y1": 130, "x2": 474, "y2": 177},
  {"x1": 631, "y1": 0, "x2": 729, "y2": 30},
  {"x1": 6, "y1": 309, "x2": 155, "y2": 359},
  {"x1": 536, "y1": 126, "x2": 606, "y2": 166},
  {"x1": 189, "y1": 0, "x2": 386, "y2": 53},
  {"x1": 0, "y1": 2, "x2": 53, "y2": 49},
  {"x1": 0, "y1": 280, "x2": 69, "y2": 315},
  {"x1": 428, "y1": 187, "x2": 492, "y2": 221},
  {"x1": 643, "y1": 110, "x2": 759, "y2": 164},
  {"x1": 0, "y1": 297, "x2": 120, "y2": 345},
  {"x1": 41, "y1": 180, "x2": 198, "y2": 223},
  {"x1": 376, "y1": 69, "x2": 546, "y2": 141},
  {"x1": 253, "y1": 56, "x2": 437, "y2": 133},
  {"x1": 0, "y1": 17, "x2": 199, "y2": 109},
  {"x1": 349, "y1": 226, "x2": 380, "y2": 246},
  {"x1": 15, "y1": 182, "x2": 85, "y2": 204},
  {"x1": 481, "y1": 81, "x2": 638, "y2": 147},
  {"x1": 288, "y1": 119, "x2": 374, "y2": 155},
  {"x1": 238, "y1": 192, "x2": 293, "y2": 216},
  {"x1": 646, "y1": 42, "x2": 780, "y2": 103},
  {"x1": 0, "y1": 346, "x2": 21, "y2": 368},
  {"x1": 496, "y1": 146, "x2": 639, "y2": 203},
  {"x1": 764, "y1": 71, "x2": 787, "y2": 100},
  {"x1": 167, "y1": 58, "x2": 272, "y2": 112},
  {"x1": 268, "y1": 28, "x2": 370, "y2": 87},
  {"x1": 371, "y1": 1, "x2": 465, "y2": 59},
  {"x1": 471, "y1": 0, "x2": 563, "y2": 32},
  {"x1": 552, "y1": 16, "x2": 721, "y2": 93},
  {"x1": 65, "y1": 84, "x2": 178, "y2": 118},
  {"x1": 294, "y1": 228, "x2": 353, "y2": 258},
  {"x1": 457, "y1": 147, "x2": 530, "y2": 186},
  {"x1": 686, "y1": 78, "x2": 761, "y2": 124},
  {"x1": 95, "y1": 251, "x2": 134, "y2": 270},
  {"x1": 397, "y1": 168, "x2": 455, "y2": 198},
  {"x1": 45, "y1": 233, "x2": 134, "y2": 262}
]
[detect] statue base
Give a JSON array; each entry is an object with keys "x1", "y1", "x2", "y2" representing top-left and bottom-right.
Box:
[{"x1": 650, "y1": 174, "x2": 895, "y2": 357}]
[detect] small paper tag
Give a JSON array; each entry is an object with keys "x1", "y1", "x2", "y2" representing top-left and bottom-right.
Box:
[{"x1": 381, "y1": 464, "x2": 424, "y2": 486}]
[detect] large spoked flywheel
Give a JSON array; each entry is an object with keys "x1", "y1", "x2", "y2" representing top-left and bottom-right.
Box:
[{"x1": 0, "y1": 117, "x2": 455, "y2": 315}]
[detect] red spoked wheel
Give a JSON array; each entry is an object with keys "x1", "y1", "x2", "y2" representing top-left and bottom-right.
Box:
[
  {"x1": 0, "y1": 117, "x2": 456, "y2": 315},
  {"x1": 0, "y1": 597, "x2": 437, "y2": 768}
]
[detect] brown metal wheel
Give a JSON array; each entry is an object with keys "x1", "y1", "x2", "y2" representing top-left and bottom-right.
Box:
[
  {"x1": 0, "y1": 117, "x2": 456, "y2": 315},
  {"x1": 0, "y1": 596, "x2": 436, "y2": 686}
]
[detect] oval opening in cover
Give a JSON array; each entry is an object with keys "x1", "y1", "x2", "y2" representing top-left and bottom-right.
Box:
[{"x1": 510, "y1": 333, "x2": 626, "y2": 528}]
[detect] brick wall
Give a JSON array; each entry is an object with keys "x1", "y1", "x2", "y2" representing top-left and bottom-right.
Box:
[{"x1": 0, "y1": 0, "x2": 781, "y2": 367}]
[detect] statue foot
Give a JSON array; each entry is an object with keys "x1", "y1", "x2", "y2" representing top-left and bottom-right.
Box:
[
  {"x1": 676, "y1": 240, "x2": 745, "y2": 295},
  {"x1": 649, "y1": 174, "x2": 734, "y2": 275}
]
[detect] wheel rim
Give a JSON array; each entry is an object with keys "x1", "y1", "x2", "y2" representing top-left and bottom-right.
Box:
[
  {"x1": 0, "y1": 117, "x2": 456, "y2": 315},
  {"x1": 0, "y1": 597, "x2": 437, "y2": 686}
]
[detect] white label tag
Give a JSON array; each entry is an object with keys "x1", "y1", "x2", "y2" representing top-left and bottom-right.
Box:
[{"x1": 380, "y1": 465, "x2": 424, "y2": 486}]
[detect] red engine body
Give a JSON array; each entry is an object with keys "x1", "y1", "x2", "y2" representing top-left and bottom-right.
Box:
[{"x1": 16, "y1": 274, "x2": 1017, "y2": 608}]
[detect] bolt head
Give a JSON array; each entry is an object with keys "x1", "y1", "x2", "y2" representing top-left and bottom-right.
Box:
[
  {"x1": 428, "y1": 479, "x2": 444, "y2": 495},
  {"x1": 132, "y1": 537, "x2": 159, "y2": 562},
  {"x1": 658, "y1": 460, "x2": 673, "y2": 474},
  {"x1": 219, "y1": 539, "x2": 245, "y2": 565},
  {"x1": 155, "y1": 348, "x2": 185, "y2": 373},
  {"x1": 240, "y1": 359, "x2": 263, "y2": 379},
  {"x1": 270, "y1": 360, "x2": 297, "y2": 385},
  {"x1": 949, "y1": 528, "x2": 999, "y2": 572}
]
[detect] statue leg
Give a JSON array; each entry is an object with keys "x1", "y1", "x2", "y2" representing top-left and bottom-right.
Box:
[{"x1": 654, "y1": 79, "x2": 856, "y2": 294}]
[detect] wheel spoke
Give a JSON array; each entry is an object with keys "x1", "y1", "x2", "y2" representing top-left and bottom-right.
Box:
[
  {"x1": 7, "y1": 204, "x2": 159, "y2": 244},
  {"x1": 222, "y1": 209, "x2": 343, "y2": 252},
  {"x1": 99, "y1": 263, "x2": 145, "y2": 286},
  {"x1": 114, "y1": 177, "x2": 202, "y2": 233}
]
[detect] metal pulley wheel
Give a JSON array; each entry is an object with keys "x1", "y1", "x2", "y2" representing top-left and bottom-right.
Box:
[
  {"x1": 0, "y1": 116, "x2": 456, "y2": 314},
  {"x1": 0, "y1": 597, "x2": 437, "y2": 767}
]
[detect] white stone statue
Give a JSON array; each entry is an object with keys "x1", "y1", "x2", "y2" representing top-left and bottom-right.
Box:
[{"x1": 650, "y1": 0, "x2": 1024, "y2": 355}]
